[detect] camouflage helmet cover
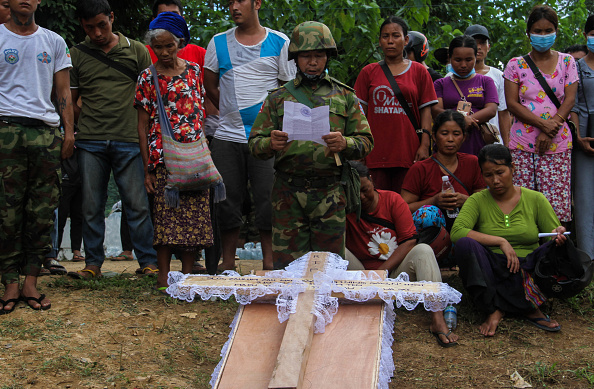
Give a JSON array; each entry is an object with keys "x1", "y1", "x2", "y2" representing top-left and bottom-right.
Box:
[{"x1": 288, "y1": 21, "x2": 338, "y2": 60}]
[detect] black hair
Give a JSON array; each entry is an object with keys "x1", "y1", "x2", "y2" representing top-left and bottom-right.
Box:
[
  {"x1": 526, "y1": 5, "x2": 558, "y2": 34},
  {"x1": 76, "y1": 0, "x2": 111, "y2": 20},
  {"x1": 477, "y1": 144, "x2": 513, "y2": 170},
  {"x1": 432, "y1": 109, "x2": 467, "y2": 136},
  {"x1": 448, "y1": 35, "x2": 477, "y2": 57},
  {"x1": 349, "y1": 161, "x2": 371, "y2": 179},
  {"x1": 379, "y1": 16, "x2": 408, "y2": 38},
  {"x1": 563, "y1": 44, "x2": 587, "y2": 55},
  {"x1": 585, "y1": 14, "x2": 594, "y2": 34},
  {"x1": 152, "y1": 0, "x2": 182, "y2": 18}
]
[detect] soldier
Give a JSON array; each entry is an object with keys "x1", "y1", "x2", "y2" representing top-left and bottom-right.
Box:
[
  {"x1": 0, "y1": 0, "x2": 74, "y2": 312},
  {"x1": 249, "y1": 21, "x2": 374, "y2": 269}
]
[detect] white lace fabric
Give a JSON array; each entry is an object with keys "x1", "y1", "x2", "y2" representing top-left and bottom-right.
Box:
[
  {"x1": 178, "y1": 252, "x2": 461, "y2": 389},
  {"x1": 167, "y1": 252, "x2": 461, "y2": 328}
]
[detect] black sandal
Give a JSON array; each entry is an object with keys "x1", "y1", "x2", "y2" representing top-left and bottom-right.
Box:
[
  {"x1": 44, "y1": 259, "x2": 67, "y2": 275},
  {"x1": 0, "y1": 298, "x2": 20, "y2": 315},
  {"x1": 21, "y1": 294, "x2": 51, "y2": 311}
]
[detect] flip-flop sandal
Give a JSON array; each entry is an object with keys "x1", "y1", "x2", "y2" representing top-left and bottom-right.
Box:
[
  {"x1": 21, "y1": 294, "x2": 51, "y2": 311},
  {"x1": 44, "y1": 259, "x2": 67, "y2": 275},
  {"x1": 524, "y1": 315, "x2": 561, "y2": 332},
  {"x1": 0, "y1": 298, "x2": 20, "y2": 315},
  {"x1": 72, "y1": 254, "x2": 86, "y2": 262},
  {"x1": 191, "y1": 263, "x2": 208, "y2": 274},
  {"x1": 67, "y1": 268, "x2": 102, "y2": 280},
  {"x1": 430, "y1": 330, "x2": 459, "y2": 348},
  {"x1": 39, "y1": 268, "x2": 52, "y2": 277},
  {"x1": 135, "y1": 267, "x2": 159, "y2": 277},
  {"x1": 111, "y1": 253, "x2": 134, "y2": 261}
]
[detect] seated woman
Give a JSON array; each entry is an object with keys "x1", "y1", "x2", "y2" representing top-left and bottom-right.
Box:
[
  {"x1": 451, "y1": 144, "x2": 567, "y2": 337},
  {"x1": 402, "y1": 110, "x2": 486, "y2": 232},
  {"x1": 345, "y1": 161, "x2": 459, "y2": 348}
]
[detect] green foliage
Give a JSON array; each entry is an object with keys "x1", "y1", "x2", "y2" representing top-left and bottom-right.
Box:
[
  {"x1": 184, "y1": 0, "x2": 381, "y2": 84},
  {"x1": 36, "y1": 0, "x2": 78, "y2": 46},
  {"x1": 35, "y1": 0, "x2": 589, "y2": 81}
]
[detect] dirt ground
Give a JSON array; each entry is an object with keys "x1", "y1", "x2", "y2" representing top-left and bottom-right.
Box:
[{"x1": 0, "y1": 256, "x2": 593, "y2": 389}]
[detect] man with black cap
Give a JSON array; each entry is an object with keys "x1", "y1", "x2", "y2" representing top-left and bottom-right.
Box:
[{"x1": 465, "y1": 24, "x2": 510, "y2": 144}]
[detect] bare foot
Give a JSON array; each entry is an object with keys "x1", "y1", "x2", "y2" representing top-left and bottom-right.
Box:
[
  {"x1": 525, "y1": 309, "x2": 560, "y2": 330},
  {"x1": 479, "y1": 310, "x2": 505, "y2": 337},
  {"x1": 430, "y1": 311, "x2": 459, "y2": 345}
]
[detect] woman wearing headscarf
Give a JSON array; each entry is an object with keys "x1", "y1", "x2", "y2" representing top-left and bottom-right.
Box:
[{"x1": 135, "y1": 12, "x2": 213, "y2": 290}]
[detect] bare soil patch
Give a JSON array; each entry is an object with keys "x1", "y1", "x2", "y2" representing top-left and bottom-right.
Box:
[{"x1": 1, "y1": 260, "x2": 593, "y2": 389}]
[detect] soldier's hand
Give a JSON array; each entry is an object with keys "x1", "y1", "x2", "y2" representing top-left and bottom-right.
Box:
[
  {"x1": 322, "y1": 132, "x2": 346, "y2": 153},
  {"x1": 61, "y1": 134, "x2": 75, "y2": 160},
  {"x1": 271, "y1": 130, "x2": 289, "y2": 151}
]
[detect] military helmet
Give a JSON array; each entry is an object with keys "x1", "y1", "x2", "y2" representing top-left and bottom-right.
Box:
[
  {"x1": 288, "y1": 21, "x2": 338, "y2": 60},
  {"x1": 405, "y1": 31, "x2": 429, "y2": 62}
]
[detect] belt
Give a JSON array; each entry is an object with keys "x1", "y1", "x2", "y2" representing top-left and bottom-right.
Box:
[
  {"x1": 0, "y1": 116, "x2": 47, "y2": 127},
  {"x1": 276, "y1": 172, "x2": 340, "y2": 188}
]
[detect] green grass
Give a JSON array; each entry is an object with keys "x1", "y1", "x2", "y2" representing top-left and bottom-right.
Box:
[
  {"x1": 0, "y1": 318, "x2": 44, "y2": 339},
  {"x1": 524, "y1": 362, "x2": 561, "y2": 387},
  {"x1": 571, "y1": 363, "x2": 594, "y2": 386},
  {"x1": 565, "y1": 283, "x2": 594, "y2": 318}
]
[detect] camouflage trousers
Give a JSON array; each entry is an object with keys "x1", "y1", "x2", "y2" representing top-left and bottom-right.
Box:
[
  {"x1": 271, "y1": 175, "x2": 346, "y2": 269},
  {"x1": 0, "y1": 122, "x2": 61, "y2": 283}
]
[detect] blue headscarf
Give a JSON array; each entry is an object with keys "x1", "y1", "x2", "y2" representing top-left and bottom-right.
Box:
[{"x1": 149, "y1": 12, "x2": 190, "y2": 45}]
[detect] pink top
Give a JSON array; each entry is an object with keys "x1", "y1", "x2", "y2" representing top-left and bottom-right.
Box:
[{"x1": 503, "y1": 52, "x2": 578, "y2": 154}]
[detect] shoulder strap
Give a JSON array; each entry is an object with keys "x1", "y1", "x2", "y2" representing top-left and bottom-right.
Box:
[
  {"x1": 360, "y1": 212, "x2": 396, "y2": 231},
  {"x1": 75, "y1": 44, "x2": 138, "y2": 82},
  {"x1": 449, "y1": 76, "x2": 467, "y2": 101},
  {"x1": 430, "y1": 156, "x2": 470, "y2": 194},
  {"x1": 284, "y1": 80, "x2": 314, "y2": 109},
  {"x1": 379, "y1": 61, "x2": 420, "y2": 130},
  {"x1": 522, "y1": 54, "x2": 561, "y2": 109},
  {"x1": 148, "y1": 65, "x2": 174, "y2": 138}
]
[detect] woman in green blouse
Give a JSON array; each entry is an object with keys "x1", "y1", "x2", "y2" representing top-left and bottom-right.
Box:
[{"x1": 451, "y1": 144, "x2": 567, "y2": 336}]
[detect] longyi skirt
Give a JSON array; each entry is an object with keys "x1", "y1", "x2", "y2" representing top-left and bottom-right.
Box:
[{"x1": 152, "y1": 165, "x2": 213, "y2": 250}]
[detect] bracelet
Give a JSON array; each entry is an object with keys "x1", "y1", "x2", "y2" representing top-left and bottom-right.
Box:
[{"x1": 555, "y1": 113, "x2": 566, "y2": 122}]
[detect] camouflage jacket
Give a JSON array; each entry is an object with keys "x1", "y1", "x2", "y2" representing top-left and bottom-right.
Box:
[{"x1": 249, "y1": 73, "x2": 373, "y2": 177}]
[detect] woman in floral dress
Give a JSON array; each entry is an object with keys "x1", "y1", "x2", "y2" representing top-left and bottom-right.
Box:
[{"x1": 135, "y1": 12, "x2": 213, "y2": 290}]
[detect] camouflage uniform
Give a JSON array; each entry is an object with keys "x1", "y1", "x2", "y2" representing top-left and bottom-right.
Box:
[
  {"x1": 249, "y1": 72, "x2": 373, "y2": 269},
  {"x1": 0, "y1": 122, "x2": 62, "y2": 283}
]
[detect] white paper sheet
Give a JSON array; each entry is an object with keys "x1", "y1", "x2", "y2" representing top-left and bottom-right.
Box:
[{"x1": 282, "y1": 101, "x2": 330, "y2": 145}]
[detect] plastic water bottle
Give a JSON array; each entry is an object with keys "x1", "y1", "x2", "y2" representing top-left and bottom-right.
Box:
[
  {"x1": 444, "y1": 305, "x2": 457, "y2": 330},
  {"x1": 441, "y1": 176, "x2": 460, "y2": 218}
]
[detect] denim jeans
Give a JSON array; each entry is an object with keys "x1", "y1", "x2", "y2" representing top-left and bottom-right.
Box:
[{"x1": 76, "y1": 140, "x2": 157, "y2": 268}]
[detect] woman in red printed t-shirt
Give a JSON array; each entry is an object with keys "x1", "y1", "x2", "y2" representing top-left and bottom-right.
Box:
[{"x1": 354, "y1": 16, "x2": 437, "y2": 193}]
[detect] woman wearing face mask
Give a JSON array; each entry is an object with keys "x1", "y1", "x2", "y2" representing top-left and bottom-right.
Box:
[
  {"x1": 433, "y1": 35, "x2": 499, "y2": 156},
  {"x1": 569, "y1": 14, "x2": 594, "y2": 260},
  {"x1": 503, "y1": 5, "x2": 578, "y2": 225}
]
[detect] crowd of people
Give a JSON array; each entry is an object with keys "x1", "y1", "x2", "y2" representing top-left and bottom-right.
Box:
[{"x1": 1, "y1": 0, "x2": 592, "y2": 348}]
